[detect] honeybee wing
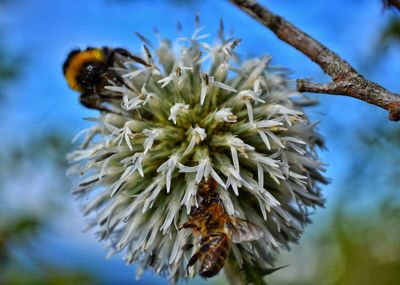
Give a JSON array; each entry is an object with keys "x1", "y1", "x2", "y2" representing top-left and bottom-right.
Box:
[{"x1": 225, "y1": 216, "x2": 264, "y2": 243}]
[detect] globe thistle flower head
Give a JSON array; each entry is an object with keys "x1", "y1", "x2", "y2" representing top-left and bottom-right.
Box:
[{"x1": 67, "y1": 23, "x2": 328, "y2": 283}]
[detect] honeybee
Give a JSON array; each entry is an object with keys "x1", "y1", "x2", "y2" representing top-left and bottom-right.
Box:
[
  {"x1": 180, "y1": 178, "x2": 263, "y2": 278},
  {"x1": 63, "y1": 47, "x2": 148, "y2": 112}
]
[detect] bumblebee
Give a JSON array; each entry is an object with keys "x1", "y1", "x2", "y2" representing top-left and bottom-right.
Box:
[
  {"x1": 181, "y1": 178, "x2": 263, "y2": 278},
  {"x1": 63, "y1": 47, "x2": 148, "y2": 112}
]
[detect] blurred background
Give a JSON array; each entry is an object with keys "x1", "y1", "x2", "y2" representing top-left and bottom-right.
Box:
[{"x1": 0, "y1": 0, "x2": 399, "y2": 284}]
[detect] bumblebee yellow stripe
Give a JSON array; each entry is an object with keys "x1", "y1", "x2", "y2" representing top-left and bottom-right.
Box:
[{"x1": 65, "y1": 49, "x2": 104, "y2": 92}]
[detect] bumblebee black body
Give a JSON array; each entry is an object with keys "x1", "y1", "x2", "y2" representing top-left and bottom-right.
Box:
[{"x1": 63, "y1": 46, "x2": 147, "y2": 112}]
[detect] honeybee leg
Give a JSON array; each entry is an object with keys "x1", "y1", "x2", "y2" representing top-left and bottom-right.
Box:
[
  {"x1": 199, "y1": 232, "x2": 225, "y2": 246},
  {"x1": 187, "y1": 237, "x2": 216, "y2": 271},
  {"x1": 179, "y1": 222, "x2": 192, "y2": 230},
  {"x1": 201, "y1": 232, "x2": 222, "y2": 239},
  {"x1": 187, "y1": 250, "x2": 204, "y2": 275},
  {"x1": 204, "y1": 213, "x2": 213, "y2": 224},
  {"x1": 181, "y1": 243, "x2": 193, "y2": 251},
  {"x1": 179, "y1": 221, "x2": 200, "y2": 231}
]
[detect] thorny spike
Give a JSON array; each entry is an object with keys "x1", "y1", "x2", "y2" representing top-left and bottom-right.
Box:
[
  {"x1": 143, "y1": 45, "x2": 153, "y2": 65},
  {"x1": 218, "y1": 18, "x2": 225, "y2": 40},
  {"x1": 176, "y1": 20, "x2": 183, "y2": 33},
  {"x1": 135, "y1": 32, "x2": 154, "y2": 48},
  {"x1": 195, "y1": 14, "x2": 200, "y2": 28},
  {"x1": 124, "y1": 53, "x2": 150, "y2": 67},
  {"x1": 231, "y1": 38, "x2": 242, "y2": 50},
  {"x1": 193, "y1": 51, "x2": 203, "y2": 63}
]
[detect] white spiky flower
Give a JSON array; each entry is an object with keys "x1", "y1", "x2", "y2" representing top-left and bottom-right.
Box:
[{"x1": 67, "y1": 24, "x2": 328, "y2": 283}]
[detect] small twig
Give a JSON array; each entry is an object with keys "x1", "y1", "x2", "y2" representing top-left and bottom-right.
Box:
[{"x1": 229, "y1": 0, "x2": 400, "y2": 121}]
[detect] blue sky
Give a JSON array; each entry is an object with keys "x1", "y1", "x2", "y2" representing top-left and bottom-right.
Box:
[
  {"x1": 1, "y1": 0, "x2": 398, "y2": 131},
  {"x1": 0, "y1": 0, "x2": 399, "y2": 284}
]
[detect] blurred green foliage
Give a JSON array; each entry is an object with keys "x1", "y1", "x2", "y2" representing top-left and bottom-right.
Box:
[
  {"x1": 0, "y1": 130, "x2": 96, "y2": 284},
  {"x1": 261, "y1": 124, "x2": 400, "y2": 285},
  {"x1": 0, "y1": 41, "x2": 22, "y2": 101},
  {"x1": 0, "y1": 46, "x2": 20, "y2": 81},
  {"x1": 0, "y1": 215, "x2": 41, "y2": 264},
  {"x1": 377, "y1": 17, "x2": 400, "y2": 51},
  {"x1": 0, "y1": 134, "x2": 97, "y2": 285},
  {"x1": 0, "y1": 8, "x2": 96, "y2": 282},
  {"x1": 2, "y1": 271, "x2": 94, "y2": 285},
  {"x1": 329, "y1": 200, "x2": 400, "y2": 285},
  {"x1": 0, "y1": 131, "x2": 71, "y2": 171},
  {"x1": 292, "y1": 198, "x2": 400, "y2": 285}
]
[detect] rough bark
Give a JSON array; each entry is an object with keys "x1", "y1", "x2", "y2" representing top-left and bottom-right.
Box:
[{"x1": 230, "y1": 0, "x2": 400, "y2": 121}]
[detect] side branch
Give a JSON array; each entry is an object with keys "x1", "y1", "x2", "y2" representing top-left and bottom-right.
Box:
[
  {"x1": 229, "y1": 0, "x2": 400, "y2": 121},
  {"x1": 385, "y1": 0, "x2": 400, "y2": 10}
]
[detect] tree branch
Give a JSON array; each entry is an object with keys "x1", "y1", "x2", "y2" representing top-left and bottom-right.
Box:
[
  {"x1": 229, "y1": 0, "x2": 400, "y2": 121},
  {"x1": 385, "y1": 0, "x2": 400, "y2": 10},
  {"x1": 296, "y1": 80, "x2": 341, "y2": 95}
]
